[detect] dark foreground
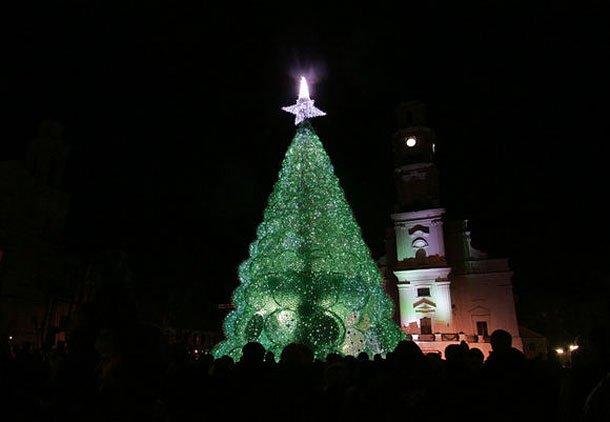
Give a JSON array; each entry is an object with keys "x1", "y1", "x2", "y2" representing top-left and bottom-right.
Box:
[{"x1": 1, "y1": 330, "x2": 608, "y2": 422}]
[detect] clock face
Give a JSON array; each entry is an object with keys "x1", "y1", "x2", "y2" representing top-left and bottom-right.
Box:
[{"x1": 405, "y1": 137, "x2": 417, "y2": 147}]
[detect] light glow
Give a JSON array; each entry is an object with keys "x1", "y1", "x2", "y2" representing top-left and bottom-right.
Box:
[
  {"x1": 282, "y1": 76, "x2": 326, "y2": 125},
  {"x1": 298, "y1": 76, "x2": 310, "y2": 99},
  {"x1": 406, "y1": 137, "x2": 417, "y2": 147},
  {"x1": 569, "y1": 344, "x2": 579, "y2": 351},
  {"x1": 555, "y1": 348, "x2": 565, "y2": 355}
]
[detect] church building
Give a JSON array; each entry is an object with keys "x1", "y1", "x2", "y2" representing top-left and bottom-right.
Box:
[
  {"x1": 380, "y1": 102, "x2": 522, "y2": 356},
  {"x1": 0, "y1": 121, "x2": 74, "y2": 348}
]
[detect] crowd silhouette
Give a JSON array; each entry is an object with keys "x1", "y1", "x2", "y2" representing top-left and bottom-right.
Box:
[{"x1": 1, "y1": 328, "x2": 608, "y2": 421}]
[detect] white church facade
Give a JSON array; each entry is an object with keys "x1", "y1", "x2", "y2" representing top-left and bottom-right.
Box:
[{"x1": 380, "y1": 102, "x2": 522, "y2": 357}]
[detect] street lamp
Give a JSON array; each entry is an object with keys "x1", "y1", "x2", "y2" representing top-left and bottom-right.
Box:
[{"x1": 554, "y1": 343, "x2": 580, "y2": 366}]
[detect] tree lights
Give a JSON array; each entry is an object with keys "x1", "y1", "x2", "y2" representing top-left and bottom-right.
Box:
[{"x1": 212, "y1": 78, "x2": 402, "y2": 360}]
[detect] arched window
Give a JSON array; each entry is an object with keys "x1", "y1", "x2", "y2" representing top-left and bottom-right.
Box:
[{"x1": 412, "y1": 237, "x2": 428, "y2": 248}]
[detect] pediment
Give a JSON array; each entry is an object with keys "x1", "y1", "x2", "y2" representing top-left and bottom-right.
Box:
[
  {"x1": 413, "y1": 298, "x2": 436, "y2": 308},
  {"x1": 408, "y1": 224, "x2": 430, "y2": 236},
  {"x1": 469, "y1": 305, "x2": 491, "y2": 316}
]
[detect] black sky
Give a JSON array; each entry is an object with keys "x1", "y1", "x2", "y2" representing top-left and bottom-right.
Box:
[{"x1": 1, "y1": 2, "x2": 608, "y2": 339}]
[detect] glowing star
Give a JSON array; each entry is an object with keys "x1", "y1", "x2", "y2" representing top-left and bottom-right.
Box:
[{"x1": 282, "y1": 76, "x2": 326, "y2": 125}]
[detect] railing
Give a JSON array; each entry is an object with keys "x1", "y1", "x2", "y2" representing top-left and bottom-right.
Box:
[{"x1": 407, "y1": 332, "x2": 491, "y2": 343}]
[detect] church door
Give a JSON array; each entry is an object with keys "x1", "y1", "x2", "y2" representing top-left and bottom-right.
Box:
[
  {"x1": 476, "y1": 321, "x2": 489, "y2": 337},
  {"x1": 420, "y1": 317, "x2": 432, "y2": 334}
]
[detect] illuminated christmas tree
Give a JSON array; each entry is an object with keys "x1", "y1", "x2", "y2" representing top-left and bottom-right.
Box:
[{"x1": 213, "y1": 78, "x2": 403, "y2": 360}]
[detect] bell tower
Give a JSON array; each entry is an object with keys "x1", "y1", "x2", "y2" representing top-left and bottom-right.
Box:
[
  {"x1": 389, "y1": 102, "x2": 453, "y2": 337},
  {"x1": 382, "y1": 102, "x2": 524, "y2": 355},
  {"x1": 391, "y1": 101, "x2": 440, "y2": 211}
]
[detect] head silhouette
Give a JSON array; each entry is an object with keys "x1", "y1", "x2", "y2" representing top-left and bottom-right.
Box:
[
  {"x1": 394, "y1": 340, "x2": 424, "y2": 362},
  {"x1": 357, "y1": 351, "x2": 369, "y2": 361},
  {"x1": 468, "y1": 347, "x2": 485, "y2": 367},
  {"x1": 241, "y1": 342, "x2": 265, "y2": 366},
  {"x1": 490, "y1": 329, "x2": 512, "y2": 353},
  {"x1": 280, "y1": 343, "x2": 314, "y2": 366},
  {"x1": 444, "y1": 344, "x2": 463, "y2": 362}
]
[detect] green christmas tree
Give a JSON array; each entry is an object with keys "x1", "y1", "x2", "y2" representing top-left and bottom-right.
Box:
[{"x1": 213, "y1": 79, "x2": 403, "y2": 360}]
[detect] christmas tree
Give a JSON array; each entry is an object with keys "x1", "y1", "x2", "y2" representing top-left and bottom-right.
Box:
[{"x1": 213, "y1": 78, "x2": 403, "y2": 360}]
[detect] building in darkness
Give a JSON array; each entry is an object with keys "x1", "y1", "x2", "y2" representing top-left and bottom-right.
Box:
[
  {"x1": 0, "y1": 121, "x2": 75, "y2": 348},
  {"x1": 380, "y1": 102, "x2": 523, "y2": 357}
]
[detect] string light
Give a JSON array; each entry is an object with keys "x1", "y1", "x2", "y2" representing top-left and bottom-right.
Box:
[{"x1": 213, "y1": 123, "x2": 403, "y2": 360}]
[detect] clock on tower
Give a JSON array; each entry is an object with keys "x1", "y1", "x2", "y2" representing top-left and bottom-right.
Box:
[{"x1": 391, "y1": 102, "x2": 440, "y2": 211}]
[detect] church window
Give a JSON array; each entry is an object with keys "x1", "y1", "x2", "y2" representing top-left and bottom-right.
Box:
[
  {"x1": 476, "y1": 321, "x2": 489, "y2": 337},
  {"x1": 417, "y1": 287, "x2": 430, "y2": 297},
  {"x1": 412, "y1": 237, "x2": 428, "y2": 248}
]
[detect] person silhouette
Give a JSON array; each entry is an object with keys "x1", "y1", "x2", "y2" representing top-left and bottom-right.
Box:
[
  {"x1": 482, "y1": 329, "x2": 528, "y2": 419},
  {"x1": 484, "y1": 329, "x2": 525, "y2": 372},
  {"x1": 239, "y1": 342, "x2": 265, "y2": 368}
]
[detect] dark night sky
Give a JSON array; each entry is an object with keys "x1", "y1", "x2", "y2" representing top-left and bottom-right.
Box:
[{"x1": 1, "y1": 2, "x2": 608, "y2": 339}]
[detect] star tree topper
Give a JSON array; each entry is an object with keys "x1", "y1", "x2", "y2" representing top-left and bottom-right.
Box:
[{"x1": 282, "y1": 76, "x2": 326, "y2": 125}]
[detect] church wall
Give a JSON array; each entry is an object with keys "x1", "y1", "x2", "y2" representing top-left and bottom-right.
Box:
[
  {"x1": 395, "y1": 268, "x2": 453, "y2": 333},
  {"x1": 392, "y1": 208, "x2": 446, "y2": 261},
  {"x1": 451, "y1": 273, "x2": 522, "y2": 350}
]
